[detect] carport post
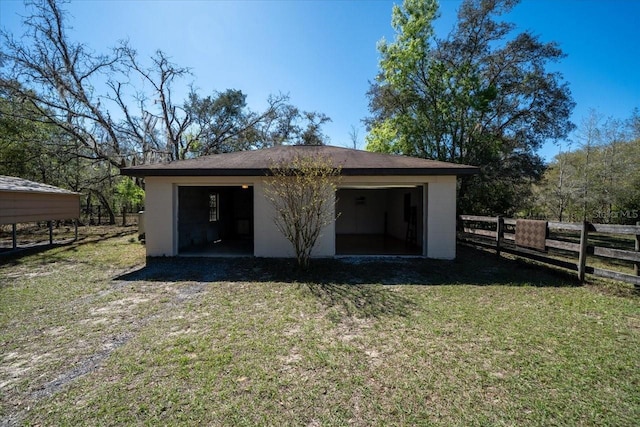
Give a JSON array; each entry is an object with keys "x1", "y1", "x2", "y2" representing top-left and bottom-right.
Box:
[
  {"x1": 634, "y1": 221, "x2": 639, "y2": 276},
  {"x1": 422, "y1": 183, "x2": 428, "y2": 256},
  {"x1": 12, "y1": 224, "x2": 17, "y2": 250}
]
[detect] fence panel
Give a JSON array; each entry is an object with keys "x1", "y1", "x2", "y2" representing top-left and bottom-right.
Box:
[{"x1": 458, "y1": 216, "x2": 640, "y2": 288}]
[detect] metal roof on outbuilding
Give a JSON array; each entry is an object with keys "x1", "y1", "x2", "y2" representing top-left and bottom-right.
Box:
[
  {"x1": 0, "y1": 175, "x2": 80, "y2": 195},
  {"x1": 0, "y1": 176, "x2": 81, "y2": 225},
  {"x1": 120, "y1": 145, "x2": 479, "y2": 177}
]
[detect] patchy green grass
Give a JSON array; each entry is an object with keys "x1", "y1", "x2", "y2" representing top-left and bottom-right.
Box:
[
  {"x1": 1, "y1": 227, "x2": 639, "y2": 426},
  {"x1": 546, "y1": 229, "x2": 639, "y2": 275}
]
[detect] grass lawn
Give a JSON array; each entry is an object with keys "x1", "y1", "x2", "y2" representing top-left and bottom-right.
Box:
[{"x1": 1, "y1": 227, "x2": 638, "y2": 426}]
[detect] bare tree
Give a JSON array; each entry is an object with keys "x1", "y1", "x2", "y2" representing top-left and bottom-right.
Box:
[
  {"x1": 114, "y1": 46, "x2": 192, "y2": 163},
  {"x1": 264, "y1": 154, "x2": 341, "y2": 268},
  {"x1": 348, "y1": 125, "x2": 360, "y2": 149},
  {"x1": 0, "y1": 0, "x2": 204, "y2": 221},
  {"x1": 574, "y1": 109, "x2": 603, "y2": 220},
  {"x1": 0, "y1": 0, "x2": 195, "y2": 167},
  {"x1": 1, "y1": 1, "x2": 334, "y2": 163},
  {"x1": 1, "y1": 0, "x2": 126, "y2": 168},
  {"x1": 1, "y1": 0, "x2": 337, "y2": 222}
]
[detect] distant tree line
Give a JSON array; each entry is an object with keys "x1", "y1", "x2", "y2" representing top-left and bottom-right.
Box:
[{"x1": 530, "y1": 109, "x2": 640, "y2": 224}]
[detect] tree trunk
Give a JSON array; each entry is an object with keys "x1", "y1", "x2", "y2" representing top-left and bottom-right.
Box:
[{"x1": 93, "y1": 190, "x2": 117, "y2": 225}]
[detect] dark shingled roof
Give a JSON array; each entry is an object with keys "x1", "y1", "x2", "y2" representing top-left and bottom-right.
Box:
[
  {"x1": 0, "y1": 175, "x2": 79, "y2": 195},
  {"x1": 121, "y1": 145, "x2": 478, "y2": 177}
]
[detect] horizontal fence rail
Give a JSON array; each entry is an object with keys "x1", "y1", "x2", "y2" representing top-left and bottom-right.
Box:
[{"x1": 458, "y1": 215, "x2": 640, "y2": 288}]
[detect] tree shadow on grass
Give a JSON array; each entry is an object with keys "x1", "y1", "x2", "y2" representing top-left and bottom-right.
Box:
[
  {"x1": 116, "y1": 245, "x2": 580, "y2": 287},
  {"x1": 0, "y1": 230, "x2": 135, "y2": 266},
  {"x1": 301, "y1": 282, "x2": 417, "y2": 319},
  {"x1": 114, "y1": 245, "x2": 584, "y2": 319}
]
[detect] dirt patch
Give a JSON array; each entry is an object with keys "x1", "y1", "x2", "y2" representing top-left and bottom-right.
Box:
[
  {"x1": 1, "y1": 270, "x2": 212, "y2": 427},
  {"x1": 90, "y1": 296, "x2": 150, "y2": 316},
  {"x1": 279, "y1": 348, "x2": 303, "y2": 370},
  {"x1": 31, "y1": 333, "x2": 131, "y2": 401}
]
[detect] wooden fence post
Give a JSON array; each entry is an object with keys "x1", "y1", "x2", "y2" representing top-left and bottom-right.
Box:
[
  {"x1": 48, "y1": 221, "x2": 53, "y2": 245},
  {"x1": 12, "y1": 224, "x2": 17, "y2": 250},
  {"x1": 577, "y1": 220, "x2": 589, "y2": 282},
  {"x1": 634, "y1": 221, "x2": 639, "y2": 277},
  {"x1": 496, "y1": 216, "x2": 504, "y2": 257}
]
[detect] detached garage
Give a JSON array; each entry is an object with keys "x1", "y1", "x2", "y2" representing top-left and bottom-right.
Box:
[
  {"x1": 0, "y1": 176, "x2": 81, "y2": 249},
  {"x1": 121, "y1": 145, "x2": 478, "y2": 260}
]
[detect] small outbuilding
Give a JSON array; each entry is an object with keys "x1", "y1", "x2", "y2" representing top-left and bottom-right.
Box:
[
  {"x1": 0, "y1": 176, "x2": 81, "y2": 249},
  {"x1": 121, "y1": 145, "x2": 478, "y2": 260}
]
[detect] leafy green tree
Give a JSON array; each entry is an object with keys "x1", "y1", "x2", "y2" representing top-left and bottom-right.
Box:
[
  {"x1": 366, "y1": 0, "x2": 574, "y2": 215},
  {"x1": 0, "y1": 90, "x2": 47, "y2": 179},
  {"x1": 183, "y1": 91, "x2": 302, "y2": 156},
  {"x1": 296, "y1": 111, "x2": 332, "y2": 146},
  {"x1": 114, "y1": 177, "x2": 145, "y2": 224},
  {"x1": 249, "y1": 104, "x2": 332, "y2": 148},
  {"x1": 532, "y1": 149, "x2": 583, "y2": 221}
]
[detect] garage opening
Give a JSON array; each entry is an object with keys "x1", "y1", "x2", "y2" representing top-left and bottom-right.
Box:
[
  {"x1": 178, "y1": 186, "x2": 253, "y2": 256},
  {"x1": 335, "y1": 187, "x2": 423, "y2": 256}
]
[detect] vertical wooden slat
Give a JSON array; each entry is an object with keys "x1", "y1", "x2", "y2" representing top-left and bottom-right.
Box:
[
  {"x1": 12, "y1": 223, "x2": 17, "y2": 250},
  {"x1": 634, "y1": 221, "x2": 639, "y2": 277},
  {"x1": 577, "y1": 220, "x2": 589, "y2": 282},
  {"x1": 496, "y1": 216, "x2": 504, "y2": 257},
  {"x1": 457, "y1": 215, "x2": 640, "y2": 286}
]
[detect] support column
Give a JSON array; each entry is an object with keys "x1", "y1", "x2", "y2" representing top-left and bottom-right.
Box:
[
  {"x1": 143, "y1": 178, "x2": 178, "y2": 257},
  {"x1": 12, "y1": 224, "x2": 17, "y2": 250},
  {"x1": 426, "y1": 177, "x2": 457, "y2": 260},
  {"x1": 422, "y1": 184, "x2": 428, "y2": 256}
]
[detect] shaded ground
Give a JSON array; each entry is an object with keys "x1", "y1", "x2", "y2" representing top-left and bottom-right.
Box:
[{"x1": 124, "y1": 245, "x2": 580, "y2": 286}]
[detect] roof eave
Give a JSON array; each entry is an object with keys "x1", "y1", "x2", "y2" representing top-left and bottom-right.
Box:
[
  {"x1": 120, "y1": 167, "x2": 479, "y2": 178},
  {"x1": 0, "y1": 189, "x2": 81, "y2": 195}
]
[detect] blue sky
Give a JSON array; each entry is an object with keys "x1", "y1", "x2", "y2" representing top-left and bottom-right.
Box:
[{"x1": 1, "y1": 0, "x2": 639, "y2": 161}]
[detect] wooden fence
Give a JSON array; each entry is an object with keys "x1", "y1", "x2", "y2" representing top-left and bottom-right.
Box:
[
  {"x1": 458, "y1": 215, "x2": 640, "y2": 288},
  {"x1": 81, "y1": 205, "x2": 139, "y2": 226}
]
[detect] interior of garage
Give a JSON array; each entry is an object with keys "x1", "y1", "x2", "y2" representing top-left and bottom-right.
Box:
[
  {"x1": 177, "y1": 186, "x2": 253, "y2": 256},
  {"x1": 335, "y1": 187, "x2": 423, "y2": 256}
]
